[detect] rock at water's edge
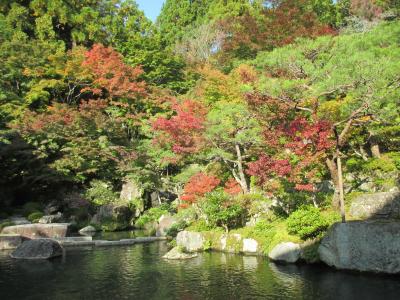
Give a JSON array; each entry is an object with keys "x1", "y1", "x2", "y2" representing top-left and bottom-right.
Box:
[
  {"x1": 242, "y1": 238, "x2": 258, "y2": 254},
  {"x1": 177, "y1": 231, "x2": 204, "y2": 252},
  {"x1": 79, "y1": 225, "x2": 97, "y2": 235},
  {"x1": 1, "y1": 223, "x2": 69, "y2": 239},
  {"x1": 10, "y1": 239, "x2": 63, "y2": 259},
  {"x1": 268, "y1": 242, "x2": 301, "y2": 263},
  {"x1": 163, "y1": 246, "x2": 198, "y2": 260},
  {"x1": 156, "y1": 215, "x2": 177, "y2": 237},
  {"x1": 319, "y1": 220, "x2": 400, "y2": 274}
]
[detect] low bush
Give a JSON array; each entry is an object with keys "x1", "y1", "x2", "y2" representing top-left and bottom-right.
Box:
[
  {"x1": 286, "y1": 206, "x2": 329, "y2": 240},
  {"x1": 22, "y1": 202, "x2": 42, "y2": 217},
  {"x1": 0, "y1": 220, "x2": 14, "y2": 231},
  {"x1": 27, "y1": 211, "x2": 44, "y2": 223},
  {"x1": 199, "y1": 190, "x2": 247, "y2": 232},
  {"x1": 134, "y1": 207, "x2": 168, "y2": 229},
  {"x1": 166, "y1": 220, "x2": 188, "y2": 237}
]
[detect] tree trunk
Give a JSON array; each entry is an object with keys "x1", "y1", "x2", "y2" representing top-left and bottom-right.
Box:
[
  {"x1": 235, "y1": 144, "x2": 250, "y2": 193},
  {"x1": 370, "y1": 142, "x2": 381, "y2": 158},
  {"x1": 369, "y1": 132, "x2": 381, "y2": 158},
  {"x1": 326, "y1": 158, "x2": 340, "y2": 208},
  {"x1": 337, "y1": 155, "x2": 346, "y2": 223}
]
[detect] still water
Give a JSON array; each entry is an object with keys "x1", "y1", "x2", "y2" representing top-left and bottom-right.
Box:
[{"x1": 0, "y1": 241, "x2": 399, "y2": 300}]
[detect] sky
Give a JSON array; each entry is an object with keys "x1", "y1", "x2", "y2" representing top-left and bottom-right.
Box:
[{"x1": 136, "y1": 0, "x2": 165, "y2": 22}]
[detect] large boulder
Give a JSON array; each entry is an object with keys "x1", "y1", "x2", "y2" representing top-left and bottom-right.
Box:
[
  {"x1": 91, "y1": 204, "x2": 133, "y2": 230},
  {"x1": 38, "y1": 212, "x2": 64, "y2": 224},
  {"x1": 120, "y1": 179, "x2": 143, "y2": 201},
  {"x1": 1, "y1": 224, "x2": 69, "y2": 239},
  {"x1": 156, "y1": 215, "x2": 177, "y2": 237},
  {"x1": 242, "y1": 238, "x2": 259, "y2": 254},
  {"x1": 10, "y1": 239, "x2": 63, "y2": 259},
  {"x1": 163, "y1": 246, "x2": 198, "y2": 260},
  {"x1": 0, "y1": 234, "x2": 24, "y2": 250},
  {"x1": 319, "y1": 220, "x2": 400, "y2": 274},
  {"x1": 268, "y1": 242, "x2": 301, "y2": 263},
  {"x1": 177, "y1": 231, "x2": 205, "y2": 252},
  {"x1": 350, "y1": 191, "x2": 400, "y2": 219}
]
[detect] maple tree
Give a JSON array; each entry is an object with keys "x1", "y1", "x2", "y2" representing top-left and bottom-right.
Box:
[
  {"x1": 180, "y1": 172, "x2": 221, "y2": 206},
  {"x1": 152, "y1": 99, "x2": 208, "y2": 157},
  {"x1": 82, "y1": 44, "x2": 146, "y2": 100}
]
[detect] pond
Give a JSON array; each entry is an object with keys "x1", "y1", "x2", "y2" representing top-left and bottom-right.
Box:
[{"x1": 0, "y1": 241, "x2": 399, "y2": 300}]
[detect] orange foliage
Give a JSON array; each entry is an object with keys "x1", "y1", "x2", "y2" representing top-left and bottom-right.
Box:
[{"x1": 181, "y1": 173, "x2": 221, "y2": 205}]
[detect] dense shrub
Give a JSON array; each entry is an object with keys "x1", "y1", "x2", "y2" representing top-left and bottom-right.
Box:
[
  {"x1": 199, "y1": 190, "x2": 247, "y2": 232},
  {"x1": 286, "y1": 206, "x2": 329, "y2": 240},
  {"x1": 27, "y1": 211, "x2": 44, "y2": 223},
  {"x1": 166, "y1": 220, "x2": 188, "y2": 237},
  {"x1": 22, "y1": 202, "x2": 43, "y2": 217},
  {"x1": 85, "y1": 180, "x2": 118, "y2": 206}
]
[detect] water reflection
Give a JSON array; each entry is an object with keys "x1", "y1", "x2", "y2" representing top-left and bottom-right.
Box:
[{"x1": 0, "y1": 242, "x2": 399, "y2": 300}]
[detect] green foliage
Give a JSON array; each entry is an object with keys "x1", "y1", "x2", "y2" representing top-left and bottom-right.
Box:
[
  {"x1": 363, "y1": 154, "x2": 399, "y2": 173},
  {"x1": 0, "y1": 220, "x2": 14, "y2": 232},
  {"x1": 100, "y1": 218, "x2": 129, "y2": 232},
  {"x1": 22, "y1": 202, "x2": 43, "y2": 217},
  {"x1": 85, "y1": 180, "x2": 118, "y2": 206},
  {"x1": 27, "y1": 211, "x2": 44, "y2": 223},
  {"x1": 166, "y1": 220, "x2": 188, "y2": 237},
  {"x1": 134, "y1": 207, "x2": 168, "y2": 229},
  {"x1": 287, "y1": 206, "x2": 329, "y2": 240},
  {"x1": 186, "y1": 219, "x2": 216, "y2": 232},
  {"x1": 199, "y1": 190, "x2": 247, "y2": 231}
]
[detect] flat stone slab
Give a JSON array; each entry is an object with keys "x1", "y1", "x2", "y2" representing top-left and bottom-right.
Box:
[
  {"x1": 60, "y1": 236, "x2": 166, "y2": 247},
  {"x1": 0, "y1": 234, "x2": 24, "y2": 250},
  {"x1": 1, "y1": 224, "x2": 69, "y2": 239}
]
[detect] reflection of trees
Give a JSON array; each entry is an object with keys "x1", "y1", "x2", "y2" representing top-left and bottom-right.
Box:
[{"x1": 2, "y1": 243, "x2": 399, "y2": 300}]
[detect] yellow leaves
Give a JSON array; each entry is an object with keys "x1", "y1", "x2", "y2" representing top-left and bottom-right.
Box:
[
  {"x1": 192, "y1": 64, "x2": 244, "y2": 105},
  {"x1": 318, "y1": 96, "x2": 354, "y2": 121}
]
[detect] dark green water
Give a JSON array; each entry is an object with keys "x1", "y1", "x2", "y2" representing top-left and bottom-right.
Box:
[{"x1": 0, "y1": 241, "x2": 399, "y2": 300}]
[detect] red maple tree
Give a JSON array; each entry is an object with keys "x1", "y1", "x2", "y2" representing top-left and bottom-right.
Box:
[
  {"x1": 82, "y1": 44, "x2": 146, "y2": 99},
  {"x1": 180, "y1": 173, "x2": 221, "y2": 206},
  {"x1": 152, "y1": 99, "x2": 207, "y2": 156}
]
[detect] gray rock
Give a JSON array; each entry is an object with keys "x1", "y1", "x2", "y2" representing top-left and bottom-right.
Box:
[
  {"x1": 120, "y1": 180, "x2": 143, "y2": 202},
  {"x1": 0, "y1": 234, "x2": 24, "y2": 250},
  {"x1": 319, "y1": 221, "x2": 400, "y2": 274},
  {"x1": 242, "y1": 238, "x2": 258, "y2": 254},
  {"x1": 350, "y1": 191, "x2": 400, "y2": 219},
  {"x1": 177, "y1": 231, "x2": 205, "y2": 252},
  {"x1": 1, "y1": 223, "x2": 69, "y2": 239},
  {"x1": 79, "y1": 226, "x2": 97, "y2": 235},
  {"x1": 268, "y1": 242, "x2": 301, "y2": 263},
  {"x1": 38, "y1": 212, "x2": 63, "y2": 224},
  {"x1": 156, "y1": 215, "x2": 177, "y2": 237},
  {"x1": 163, "y1": 246, "x2": 198, "y2": 260},
  {"x1": 44, "y1": 202, "x2": 60, "y2": 215},
  {"x1": 10, "y1": 217, "x2": 30, "y2": 225},
  {"x1": 91, "y1": 204, "x2": 133, "y2": 230},
  {"x1": 10, "y1": 239, "x2": 63, "y2": 259}
]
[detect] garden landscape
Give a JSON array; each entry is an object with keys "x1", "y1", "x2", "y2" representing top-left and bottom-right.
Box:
[{"x1": 0, "y1": 1, "x2": 400, "y2": 299}]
